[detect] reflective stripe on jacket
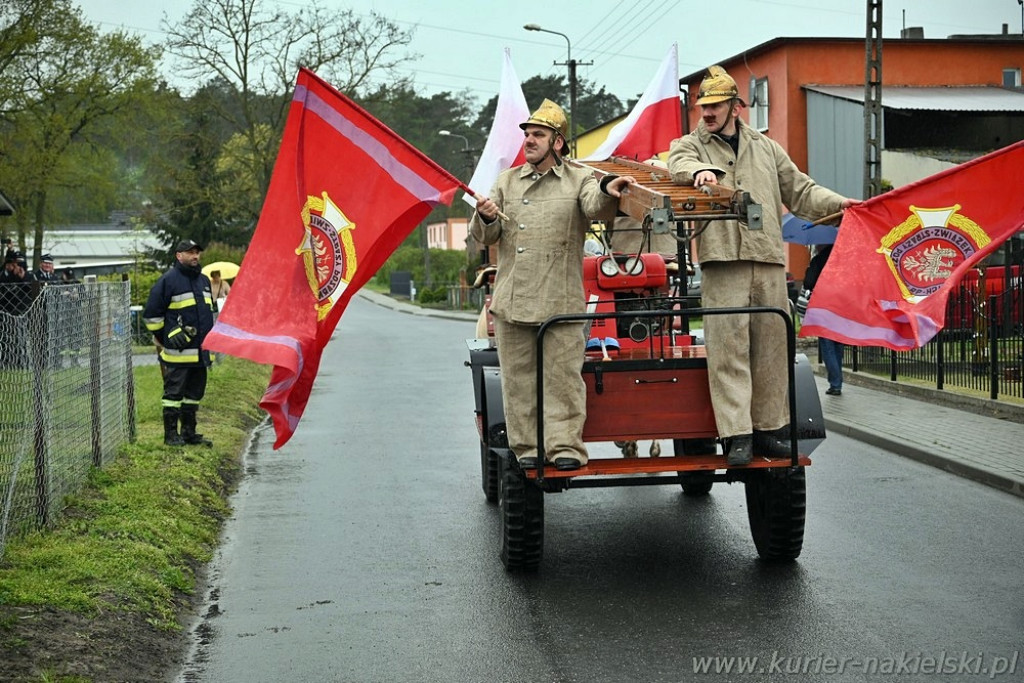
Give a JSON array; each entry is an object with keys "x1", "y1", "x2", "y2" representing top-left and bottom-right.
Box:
[{"x1": 142, "y1": 261, "x2": 214, "y2": 366}]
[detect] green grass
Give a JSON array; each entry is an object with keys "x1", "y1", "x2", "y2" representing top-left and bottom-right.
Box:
[{"x1": 0, "y1": 356, "x2": 270, "y2": 630}]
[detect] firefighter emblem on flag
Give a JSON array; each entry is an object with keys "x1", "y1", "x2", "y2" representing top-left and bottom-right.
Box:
[
  {"x1": 876, "y1": 205, "x2": 990, "y2": 303},
  {"x1": 297, "y1": 191, "x2": 358, "y2": 320}
]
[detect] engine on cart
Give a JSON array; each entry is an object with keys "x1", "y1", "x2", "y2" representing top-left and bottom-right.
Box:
[{"x1": 583, "y1": 252, "x2": 693, "y2": 349}]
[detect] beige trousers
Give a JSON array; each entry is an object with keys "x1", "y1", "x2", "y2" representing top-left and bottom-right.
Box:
[
  {"x1": 701, "y1": 261, "x2": 790, "y2": 438},
  {"x1": 493, "y1": 316, "x2": 588, "y2": 464}
]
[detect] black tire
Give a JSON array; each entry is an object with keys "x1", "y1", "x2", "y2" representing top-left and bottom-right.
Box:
[
  {"x1": 673, "y1": 438, "x2": 717, "y2": 495},
  {"x1": 673, "y1": 437, "x2": 718, "y2": 456},
  {"x1": 498, "y1": 454, "x2": 544, "y2": 572},
  {"x1": 744, "y1": 466, "x2": 806, "y2": 561},
  {"x1": 480, "y1": 442, "x2": 499, "y2": 504},
  {"x1": 678, "y1": 471, "x2": 714, "y2": 496}
]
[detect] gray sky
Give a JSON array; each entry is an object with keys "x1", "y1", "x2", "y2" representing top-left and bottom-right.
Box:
[{"x1": 77, "y1": 0, "x2": 1023, "y2": 104}]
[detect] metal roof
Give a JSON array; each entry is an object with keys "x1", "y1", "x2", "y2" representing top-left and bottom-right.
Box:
[
  {"x1": 803, "y1": 85, "x2": 1024, "y2": 112},
  {"x1": 24, "y1": 229, "x2": 163, "y2": 265}
]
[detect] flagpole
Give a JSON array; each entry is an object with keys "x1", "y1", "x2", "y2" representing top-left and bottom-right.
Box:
[
  {"x1": 812, "y1": 211, "x2": 844, "y2": 226},
  {"x1": 460, "y1": 183, "x2": 510, "y2": 222}
]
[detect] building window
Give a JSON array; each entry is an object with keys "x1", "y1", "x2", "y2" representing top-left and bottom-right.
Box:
[
  {"x1": 1003, "y1": 68, "x2": 1022, "y2": 88},
  {"x1": 750, "y1": 76, "x2": 769, "y2": 131}
]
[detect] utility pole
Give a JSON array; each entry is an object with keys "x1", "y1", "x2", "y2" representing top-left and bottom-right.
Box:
[
  {"x1": 864, "y1": 0, "x2": 883, "y2": 200},
  {"x1": 523, "y1": 24, "x2": 592, "y2": 156}
]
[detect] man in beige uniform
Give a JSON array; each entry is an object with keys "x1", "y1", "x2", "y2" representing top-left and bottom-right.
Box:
[
  {"x1": 668, "y1": 66, "x2": 859, "y2": 465},
  {"x1": 471, "y1": 99, "x2": 635, "y2": 471}
]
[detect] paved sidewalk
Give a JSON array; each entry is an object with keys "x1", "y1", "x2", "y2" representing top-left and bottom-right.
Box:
[
  {"x1": 358, "y1": 289, "x2": 1024, "y2": 499},
  {"x1": 812, "y1": 372, "x2": 1024, "y2": 498}
]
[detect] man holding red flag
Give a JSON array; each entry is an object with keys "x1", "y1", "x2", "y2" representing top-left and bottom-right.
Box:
[
  {"x1": 202, "y1": 68, "x2": 463, "y2": 448},
  {"x1": 472, "y1": 99, "x2": 636, "y2": 472},
  {"x1": 668, "y1": 65, "x2": 859, "y2": 466}
]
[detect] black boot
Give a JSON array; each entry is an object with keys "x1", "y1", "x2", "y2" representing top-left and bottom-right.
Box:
[
  {"x1": 753, "y1": 429, "x2": 792, "y2": 458},
  {"x1": 163, "y1": 408, "x2": 185, "y2": 446},
  {"x1": 180, "y1": 406, "x2": 212, "y2": 447}
]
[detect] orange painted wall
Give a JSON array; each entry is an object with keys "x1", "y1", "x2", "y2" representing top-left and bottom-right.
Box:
[{"x1": 681, "y1": 38, "x2": 1024, "y2": 278}]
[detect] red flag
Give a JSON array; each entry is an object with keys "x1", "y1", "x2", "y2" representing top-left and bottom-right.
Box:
[
  {"x1": 580, "y1": 44, "x2": 681, "y2": 161},
  {"x1": 462, "y1": 48, "x2": 529, "y2": 208},
  {"x1": 800, "y1": 140, "x2": 1024, "y2": 350},
  {"x1": 203, "y1": 68, "x2": 461, "y2": 447}
]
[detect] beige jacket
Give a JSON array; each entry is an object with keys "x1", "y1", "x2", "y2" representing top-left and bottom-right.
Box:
[
  {"x1": 667, "y1": 119, "x2": 845, "y2": 265},
  {"x1": 469, "y1": 162, "x2": 617, "y2": 324}
]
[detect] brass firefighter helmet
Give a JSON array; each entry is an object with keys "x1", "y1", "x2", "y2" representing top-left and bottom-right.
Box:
[
  {"x1": 696, "y1": 65, "x2": 744, "y2": 106},
  {"x1": 520, "y1": 98, "x2": 568, "y2": 140}
]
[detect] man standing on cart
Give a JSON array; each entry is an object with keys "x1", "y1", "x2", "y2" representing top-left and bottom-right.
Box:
[
  {"x1": 668, "y1": 65, "x2": 859, "y2": 465},
  {"x1": 471, "y1": 99, "x2": 635, "y2": 471}
]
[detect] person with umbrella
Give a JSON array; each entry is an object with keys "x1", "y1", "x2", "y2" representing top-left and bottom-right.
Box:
[
  {"x1": 201, "y1": 261, "x2": 239, "y2": 311},
  {"x1": 802, "y1": 244, "x2": 844, "y2": 396}
]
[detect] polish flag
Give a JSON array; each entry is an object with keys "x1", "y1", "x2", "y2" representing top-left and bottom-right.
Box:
[
  {"x1": 463, "y1": 48, "x2": 529, "y2": 207},
  {"x1": 581, "y1": 44, "x2": 681, "y2": 161}
]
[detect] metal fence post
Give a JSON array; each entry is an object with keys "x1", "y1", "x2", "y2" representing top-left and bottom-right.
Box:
[
  {"x1": 990, "y1": 293, "x2": 999, "y2": 400},
  {"x1": 30, "y1": 282, "x2": 49, "y2": 527},
  {"x1": 89, "y1": 281, "x2": 103, "y2": 467},
  {"x1": 122, "y1": 276, "x2": 137, "y2": 442}
]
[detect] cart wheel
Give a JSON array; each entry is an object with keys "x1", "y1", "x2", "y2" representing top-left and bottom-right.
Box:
[
  {"x1": 744, "y1": 466, "x2": 806, "y2": 561},
  {"x1": 677, "y1": 471, "x2": 714, "y2": 496},
  {"x1": 498, "y1": 453, "x2": 544, "y2": 572},
  {"x1": 480, "y1": 442, "x2": 499, "y2": 504},
  {"x1": 673, "y1": 438, "x2": 716, "y2": 496}
]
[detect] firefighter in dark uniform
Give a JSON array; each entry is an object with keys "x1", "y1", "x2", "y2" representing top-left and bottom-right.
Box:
[{"x1": 143, "y1": 239, "x2": 215, "y2": 446}]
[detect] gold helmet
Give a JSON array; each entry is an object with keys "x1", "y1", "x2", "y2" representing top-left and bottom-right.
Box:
[
  {"x1": 519, "y1": 98, "x2": 568, "y2": 140},
  {"x1": 696, "y1": 65, "x2": 744, "y2": 106}
]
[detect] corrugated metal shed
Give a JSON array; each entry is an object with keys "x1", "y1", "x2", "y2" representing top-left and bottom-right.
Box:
[{"x1": 804, "y1": 85, "x2": 1024, "y2": 112}]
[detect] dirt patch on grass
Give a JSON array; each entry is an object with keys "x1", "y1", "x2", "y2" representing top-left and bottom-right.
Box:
[{"x1": 0, "y1": 604, "x2": 188, "y2": 682}]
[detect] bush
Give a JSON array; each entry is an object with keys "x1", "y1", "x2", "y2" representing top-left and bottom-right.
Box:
[
  {"x1": 373, "y1": 246, "x2": 471, "y2": 288},
  {"x1": 418, "y1": 285, "x2": 449, "y2": 304}
]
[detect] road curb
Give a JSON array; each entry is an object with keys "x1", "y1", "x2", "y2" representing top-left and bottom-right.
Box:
[{"x1": 823, "y1": 417, "x2": 1024, "y2": 499}]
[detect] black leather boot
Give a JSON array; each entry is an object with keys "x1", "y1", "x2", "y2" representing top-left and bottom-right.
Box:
[
  {"x1": 754, "y1": 429, "x2": 792, "y2": 457},
  {"x1": 180, "y1": 406, "x2": 212, "y2": 447},
  {"x1": 163, "y1": 408, "x2": 185, "y2": 446}
]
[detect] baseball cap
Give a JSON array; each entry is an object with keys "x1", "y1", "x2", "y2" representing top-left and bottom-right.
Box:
[{"x1": 175, "y1": 239, "x2": 203, "y2": 253}]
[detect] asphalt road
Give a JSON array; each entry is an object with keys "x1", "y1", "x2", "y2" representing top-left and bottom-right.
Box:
[{"x1": 176, "y1": 296, "x2": 1024, "y2": 683}]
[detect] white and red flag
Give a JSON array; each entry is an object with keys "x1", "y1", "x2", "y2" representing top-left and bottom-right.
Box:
[
  {"x1": 580, "y1": 43, "x2": 681, "y2": 161},
  {"x1": 203, "y1": 68, "x2": 462, "y2": 447},
  {"x1": 800, "y1": 140, "x2": 1024, "y2": 350},
  {"x1": 462, "y1": 48, "x2": 529, "y2": 207}
]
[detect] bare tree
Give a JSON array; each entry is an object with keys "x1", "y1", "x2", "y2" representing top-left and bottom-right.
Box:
[
  {"x1": 162, "y1": 0, "x2": 416, "y2": 212},
  {"x1": 0, "y1": 0, "x2": 158, "y2": 265}
]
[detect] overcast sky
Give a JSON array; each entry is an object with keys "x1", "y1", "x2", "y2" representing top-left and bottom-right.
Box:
[{"x1": 75, "y1": 0, "x2": 1023, "y2": 104}]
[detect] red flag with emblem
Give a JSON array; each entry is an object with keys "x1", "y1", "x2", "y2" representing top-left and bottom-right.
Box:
[
  {"x1": 203, "y1": 68, "x2": 461, "y2": 447},
  {"x1": 799, "y1": 140, "x2": 1024, "y2": 350}
]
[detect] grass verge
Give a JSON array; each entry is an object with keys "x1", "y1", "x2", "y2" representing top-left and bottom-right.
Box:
[{"x1": 0, "y1": 356, "x2": 270, "y2": 682}]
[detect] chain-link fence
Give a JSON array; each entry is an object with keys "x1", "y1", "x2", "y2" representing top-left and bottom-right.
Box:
[{"x1": 0, "y1": 281, "x2": 135, "y2": 559}]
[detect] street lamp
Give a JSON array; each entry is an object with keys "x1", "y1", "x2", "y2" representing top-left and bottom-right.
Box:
[
  {"x1": 523, "y1": 22, "x2": 587, "y2": 157},
  {"x1": 438, "y1": 129, "x2": 469, "y2": 149},
  {"x1": 438, "y1": 129, "x2": 475, "y2": 176}
]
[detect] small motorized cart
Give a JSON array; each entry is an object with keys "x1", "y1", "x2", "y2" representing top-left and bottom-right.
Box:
[{"x1": 465, "y1": 158, "x2": 826, "y2": 571}]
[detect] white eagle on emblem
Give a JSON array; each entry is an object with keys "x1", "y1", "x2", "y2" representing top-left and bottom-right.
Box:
[{"x1": 903, "y1": 246, "x2": 956, "y2": 282}]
